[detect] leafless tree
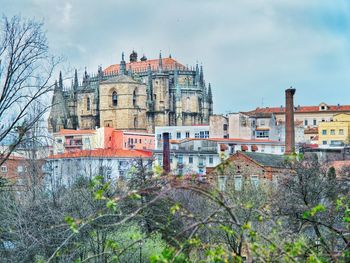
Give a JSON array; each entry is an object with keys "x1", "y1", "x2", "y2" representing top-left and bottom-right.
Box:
[{"x1": 0, "y1": 15, "x2": 60, "y2": 165}]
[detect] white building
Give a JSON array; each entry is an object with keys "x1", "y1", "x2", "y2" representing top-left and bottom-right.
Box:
[
  {"x1": 44, "y1": 149, "x2": 153, "y2": 188},
  {"x1": 153, "y1": 137, "x2": 286, "y2": 175},
  {"x1": 155, "y1": 125, "x2": 209, "y2": 149}
]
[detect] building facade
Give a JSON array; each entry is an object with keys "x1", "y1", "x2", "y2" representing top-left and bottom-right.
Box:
[
  {"x1": 45, "y1": 149, "x2": 153, "y2": 188},
  {"x1": 48, "y1": 51, "x2": 213, "y2": 134},
  {"x1": 209, "y1": 151, "x2": 288, "y2": 192},
  {"x1": 52, "y1": 128, "x2": 155, "y2": 154},
  {"x1": 318, "y1": 113, "x2": 350, "y2": 146}
]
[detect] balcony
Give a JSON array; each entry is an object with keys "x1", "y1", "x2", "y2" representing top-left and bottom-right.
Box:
[{"x1": 64, "y1": 140, "x2": 83, "y2": 147}]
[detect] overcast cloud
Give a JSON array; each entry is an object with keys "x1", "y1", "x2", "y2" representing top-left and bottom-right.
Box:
[{"x1": 2, "y1": 0, "x2": 350, "y2": 113}]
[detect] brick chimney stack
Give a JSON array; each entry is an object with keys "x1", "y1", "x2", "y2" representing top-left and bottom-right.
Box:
[
  {"x1": 285, "y1": 88, "x2": 296, "y2": 154},
  {"x1": 162, "y1": 132, "x2": 170, "y2": 173}
]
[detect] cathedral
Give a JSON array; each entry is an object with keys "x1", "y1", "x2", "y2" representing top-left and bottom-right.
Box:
[{"x1": 48, "y1": 51, "x2": 214, "y2": 133}]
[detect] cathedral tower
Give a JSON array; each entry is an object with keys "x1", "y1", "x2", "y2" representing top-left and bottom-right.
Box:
[{"x1": 99, "y1": 53, "x2": 147, "y2": 131}]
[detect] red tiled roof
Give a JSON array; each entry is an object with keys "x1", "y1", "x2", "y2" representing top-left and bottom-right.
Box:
[
  {"x1": 104, "y1": 58, "x2": 185, "y2": 74},
  {"x1": 249, "y1": 105, "x2": 350, "y2": 114},
  {"x1": 55, "y1": 129, "x2": 96, "y2": 136},
  {"x1": 48, "y1": 149, "x2": 152, "y2": 159},
  {"x1": 167, "y1": 138, "x2": 283, "y2": 144},
  {"x1": 208, "y1": 138, "x2": 282, "y2": 144}
]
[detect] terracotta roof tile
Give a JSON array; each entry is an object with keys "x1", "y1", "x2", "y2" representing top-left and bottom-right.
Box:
[
  {"x1": 249, "y1": 105, "x2": 350, "y2": 114},
  {"x1": 104, "y1": 58, "x2": 185, "y2": 74},
  {"x1": 48, "y1": 149, "x2": 152, "y2": 159},
  {"x1": 55, "y1": 129, "x2": 96, "y2": 136}
]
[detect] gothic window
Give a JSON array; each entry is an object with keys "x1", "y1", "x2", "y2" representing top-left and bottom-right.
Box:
[
  {"x1": 133, "y1": 90, "x2": 137, "y2": 106},
  {"x1": 86, "y1": 97, "x2": 91, "y2": 111},
  {"x1": 186, "y1": 97, "x2": 190, "y2": 112},
  {"x1": 112, "y1": 91, "x2": 118, "y2": 107},
  {"x1": 134, "y1": 117, "x2": 138, "y2": 128},
  {"x1": 198, "y1": 98, "x2": 202, "y2": 112}
]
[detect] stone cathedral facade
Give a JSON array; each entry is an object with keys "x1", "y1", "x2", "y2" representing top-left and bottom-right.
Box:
[{"x1": 48, "y1": 51, "x2": 213, "y2": 133}]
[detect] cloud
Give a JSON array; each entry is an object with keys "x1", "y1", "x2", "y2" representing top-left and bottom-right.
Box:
[{"x1": 1, "y1": 0, "x2": 350, "y2": 113}]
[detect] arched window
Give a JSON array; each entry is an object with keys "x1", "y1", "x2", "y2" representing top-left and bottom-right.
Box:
[
  {"x1": 186, "y1": 97, "x2": 190, "y2": 112},
  {"x1": 133, "y1": 90, "x2": 137, "y2": 106},
  {"x1": 134, "y1": 117, "x2": 138, "y2": 128},
  {"x1": 112, "y1": 91, "x2": 118, "y2": 107},
  {"x1": 86, "y1": 97, "x2": 91, "y2": 111}
]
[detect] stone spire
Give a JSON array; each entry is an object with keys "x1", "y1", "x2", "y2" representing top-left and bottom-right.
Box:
[
  {"x1": 98, "y1": 65, "x2": 103, "y2": 78},
  {"x1": 208, "y1": 83, "x2": 213, "y2": 116},
  {"x1": 199, "y1": 65, "x2": 204, "y2": 87},
  {"x1": 73, "y1": 69, "x2": 78, "y2": 90},
  {"x1": 120, "y1": 52, "x2": 126, "y2": 75},
  {"x1": 59, "y1": 71, "x2": 63, "y2": 90},
  {"x1": 158, "y1": 51, "x2": 163, "y2": 73},
  {"x1": 174, "y1": 64, "x2": 181, "y2": 100},
  {"x1": 208, "y1": 83, "x2": 213, "y2": 104},
  {"x1": 195, "y1": 63, "x2": 200, "y2": 85},
  {"x1": 174, "y1": 63, "x2": 182, "y2": 125},
  {"x1": 147, "y1": 64, "x2": 153, "y2": 104}
]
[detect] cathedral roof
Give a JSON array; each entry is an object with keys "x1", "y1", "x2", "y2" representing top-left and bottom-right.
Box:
[
  {"x1": 104, "y1": 58, "x2": 185, "y2": 74},
  {"x1": 101, "y1": 74, "x2": 139, "y2": 84}
]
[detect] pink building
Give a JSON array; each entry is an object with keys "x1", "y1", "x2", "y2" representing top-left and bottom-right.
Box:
[
  {"x1": 53, "y1": 128, "x2": 154, "y2": 154},
  {"x1": 101, "y1": 127, "x2": 155, "y2": 150}
]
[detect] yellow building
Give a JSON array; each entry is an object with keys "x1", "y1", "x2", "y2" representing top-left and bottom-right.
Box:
[{"x1": 318, "y1": 113, "x2": 350, "y2": 146}]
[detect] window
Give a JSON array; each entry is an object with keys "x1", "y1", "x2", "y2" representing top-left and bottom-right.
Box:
[
  {"x1": 209, "y1": 156, "x2": 213, "y2": 165},
  {"x1": 195, "y1": 133, "x2": 199, "y2": 138},
  {"x1": 223, "y1": 124, "x2": 228, "y2": 131},
  {"x1": 185, "y1": 132, "x2": 190, "y2": 138},
  {"x1": 189, "y1": 156, "x2": 193, "y2": 164},
  {"x1": 176, "y1": 132, "x2": 181, "y2": 139},
  {"x1": 304, "y1": 119, "x2": 308, "y2": 126},
  {"x1": 256, "y1": 131, "x2": 269, "y2": 138},
  {"x1": 251, "y1": 175, "x2": 259, "y2": 188},
  {"x1": 1, "y1": 166, "x2": 7, "y2": 173},
  {"x1": 170, "y1": 157, "x2": 173, "y2": 163},
  {"x1": 218, "y1": 176, "x2": 227, "y2": 191},
  {"x1": 134, "y1": 117, "x2": 138, "y2": 128},
  {"x1": 313, "y1": 119, "x2": 317, "y2": 125},
  {"x1": 200, "y1": 131, "x2": 205, "y2": 138},
  {"x1": 339, "y1": 129, "x2": 344, "y2": 135},
  {"x1": 112, "y1": 91, "x2": 118, "y2": 106},
  {"x1": 133, "y1": 90, "x2": 137, "y2": 106},
  {"x1": 234, "y1": 175, "x2": 242, "y2": 191},
  {"x1": 56, "y1": 138, "x2": 62, "y2": 143},
  {"x1": 322, "y1": 140, "x2": 327, "y2": 145},
  {"x1": 281, "y1": 147, "x2": 285, "y2": 153},
  {"x1": 322, "y1": 130, "x2": 327, "y2": 135},
  {"x1": 330, "y1": 129, "x2": 335, "y2": 135},
  {"x1": 139, "y1": 139, "x2": 141, "y2": 143},
  {"x1": 178, "y1": 155, "x2": 183, "y2": 164},
  {"x1": 17, "y1": 166, "x2": 23, "y2": 173},
  {"x1": 86, "y1": 97, "x2": 91, "y2": 111},
  {"x1": 205, "y1": 131, "x2": 209, "y2": 138}
]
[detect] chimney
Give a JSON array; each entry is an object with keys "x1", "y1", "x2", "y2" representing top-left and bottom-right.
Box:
[
  {"x1": 162, "y1": 132, "x2": 170, "y2": 173},
  {"x1": 285, "y1": 88, "x2": 296, "y2": 154}
]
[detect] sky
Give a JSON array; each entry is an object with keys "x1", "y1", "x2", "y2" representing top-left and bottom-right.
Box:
[{"x1": 2, "y1": 0, "x2": 350, "y2": 114}]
